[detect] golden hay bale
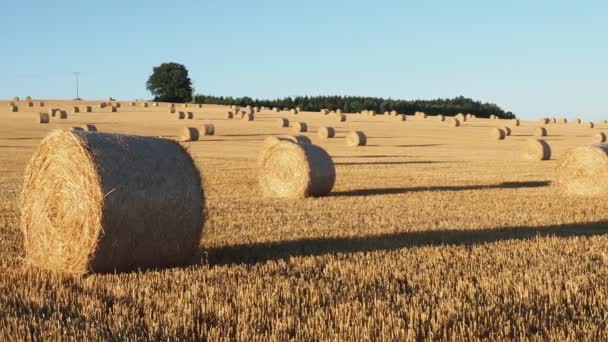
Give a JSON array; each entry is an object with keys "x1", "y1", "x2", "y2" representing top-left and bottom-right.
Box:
[
  {"x1": 538, "y1": 118, "x2": 549, "y2": 124},
  {"x1": 28, "y1": 101, "x2": 34, "y2": 107},
  {"x1": 72, "y1": 106, "x2": 80, "y2": 113},
  {"x1": 12, "y1": 96, "x2": 19, "y2": 101},
  {"x1": 20, "y1": 130, "x2": 204, "y2": 275},
  {"x1": 187, "y1": 112, "x2": 194, "y2": 119},
  {"x1": 99, "y1": 103, "x2": 107, "y2": 109},
  {"x1": 586, "y1": 122, "x2": 595, "y2": 129},
  {"x1": 512, "y1": 119, "x2": 520, "y2": 126},
  {"x1": 318, "y1": 126, "x2": 335, "y2": 138},
  {"x1": 49, "y1": 108, "x2": 59, "y2": 117},
  {"x1": 169, "y1": 107, "x2": 176, "y2": 114},
  {"x1": 57, "y1": 110, "x2": 68, "y2": 119},
  {"x1": 437, "y1": 114, "x2": 445, "y2": 122},
  {"x1": 254, "y1": 106, "x2": 260, "y2": 112},
  {"x1": 154, "y1": 102, "x2": 159, "y2": 107},
  {"x1": 502, "y1": 126, "x2": 512, "y2": 136},
  {"x1": 534, "y1": 127, "x2": 547, "y2": 137},
  {"x1": 455, "y1": 113, "x2": 466, "y2": 122},
  {"x1": 384, "y1": 111, "x2": 390, "y2": 116},
  {"x1": 320, "y1": 109, "x2": 329, "y2": 115},
  {"x1": 369, "y1": 110, "x2": 376, "y2": 116},
  {"x1": 183, "y1": 103, "x2": 189, "y2": 108},
  {"x1": 490, "y1": 128, "x2": 506, "y2": 140},
  {"x1": 574, "y1": 118, "x2": 582, "y2": 124},
  {"x1": 201, "y1": 124, "x2": 215, "y2": 136},
  {"x1": 131, "y1": 102, "x2": 136, "y2": 106},
  {"x1": 466, "y1": 113, "x2": 473, "y2": 120},
  {"x1": 290, "y1": 109, "x2": 298, "y2": 115},
  {"x1": 179, "y1": 127, "x2": 199, "y2": 142},
  {"x1": 346, "y1": 131, "x2": 367, "y2": 146},
  {"x1": 489, "y1": 115, "x2": 497, "y2": 120},
  {"x1": 25, "y1": 96, "x2": 32, "y2": 101},
  {"x1": 335, "y1": 114, "x2": 346, "y2": 122},
  {"x1": 450, "y1": 118, "x2": 461, "y2": 127},
  {"x1": 524, "y1": 139, "x2": 551, "y2": 161},
  {"x1": 390, "y1": 110, "x2": 397, "y2": 116},
  {"x1": 114, "y1": 103, "x2": 121, "y2": 108},
  {"x1": 10, "y1": 105, "x2": 18, "y2": 112},
  {"x1": 39, "y1": 113, "x2": 50, "y2": 124},
  {"x1": 551, "y1": 118, "x2": 557, "y2": 123},
  {"x1": 593, "y1": 132, "x2": 607, "y2": 144},
  {"x1": 72, "y1": 126, "x2": 85, "y2": 131},
  {"x1": 558, "y1": 118, "x2": 567, "y2": 124},
  {"x1": 39, "y1": 101, "x2": 45, "y2": 107},
  {"x1": 292, "y1": 122, "x2": 308, "y2": 133},
  {"x1": 169, "y1": 103, "x2": 175, "y2": 108},
  {"x1": 258, "y1": 141, "x2": 335, "y2": 198},
  {"x1": 142, "y1": 102, "x2": 149, "y2": 108},
  {"x1": 336, "y1": 109, "x2": 342, "y2": 114},
  {"x1": 273, "y1": 107, "x2": 279, "y2": 112},
  {"x1": 242, "y1": 113, "x2": 254, "y2": 121},
  {"x1": 277, "y1": 117, "x2": 289, "y2": 128},
  {"x1": 226, "y1": 111, "x2": 234, "y2": 119},
  {"x1": 110, "y1": 107, "x2": 117, "y2": 113},
  {"x1": 557, "y1": 144, "x2": 608, "y2": 196},
  {"x1": 394, "y1": 114, "x2": 406, "y2": 121},
  {"x1": 83, "y1": 106, "x2": 92, "y2": 113},
  {"x1": 177, "y1": 112, "x2": 186, "y2": 119}
]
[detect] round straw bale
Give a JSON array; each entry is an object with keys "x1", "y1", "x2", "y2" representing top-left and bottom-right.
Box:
[
  {"x1": 131, "y1": 102, "x2": 136, "y2": 106},
  {"x1": 394, "y1": 114, "x2": 406, "y2": 121},
  {"x1": 39, "y1": 112, "x2": 50, "y2": 124},
  {"x1": 12, "y1": 96, "x2": 19, "y2": 101},
  {"x1": 512, "y1": 119, "x2": 520, "y2": 126},
  {"x1": 226, "y1": 111, "x2": 234, "y2": 119},
  {"x1": 10, "y1": 105, "x2": 18, "y2": 113},
  {"x1": 502, "y1": 126, "x2": 512, "y2": 136},
  {"x1": 534, "y1": 127, "x2": 547, "y2": 137},
  {"x1": 586, "y1": 122, "x2": 595, "y2": 129},
  {"x1": 201, "y1": 124, "x2": 215, "y2": 136},
  {"x1": 336, "y1": 109, "x2": 342, "y2": 114},
  {"x1": 28, "y1": 102, "x2": 34, "y2": 107},
  {"x1": 273, "y1": 107, "x2": 279, "y2": 112},
  {"x1": 318, "y1": 126, "x2": 335, "y2": 139},
  {"x1": 72, "y1": 126, "x2": 85, "y2": 131},
  {"x1": 558, "y1": 118, "x2": 567, "y2": 124},
  {"x1": 154, "y1": 102, "x2": 159, "y2": 107},
  {"x1": 490, "y1": 115, "x2": 497, "y2": 120},
  {"x1": 20, "y1": 130, "x2": 204, "y2": 275},
  {"x1": 335, "y1": 114, "x2": 346, "y2": 122},
  {"x1": 110, "y1": 107, "x2": 117, "y2": 113},
  {"x1": 593, "y1": 132, "x2": 607, "y2": 144},
  {"x1": 83, "y1": 106, "x2": 92, "y2": 113},
  {"x1": 99, "y1": 103, "x2": 107, "y2": 109},
  {"x1": 455, "y1": 113, "x2": 466, "y2": 122},
  {"x1": 183, "y1": 103, "x2": 189, "y2": 108},
  {"x1": 290, "y1": 109, "x2": 298, "y2": 115},
  {"x1": 277, "y1": 117, "x2": 289, "y2": 128},
  {"x1": 437, "y1": 114, "x2": 445, "y2": 122},
  {"x1": 390, "y1": 110, "x2": 397, "y2": 116},
  {"x1": 292, "y1": 122, "x2": 308, "y2": 133},
  {"x1": 25, "y1": 96, "x2": 32, "y2": 101},
  {"x1": 450, "y1": 118, "x2": 461, "y2": 127},
  {"x1": 177, "y1": 111, "x2": 185, "y2": 119},
  {"x1": 490, "y1": 128, "x2": 506, "y2": 140},
  {"x1": 72, "y1": 106, "x2": 80, "y2": 113},
  {"x1": 142, "y1": 102, "x2": 149, "y2": 108},
  {"x1": 346, "y1": 131, "x2": 367, "y2": 146},
  {"x1": 179, "y1": 127, "x2": 200, "y2": 142},
  {"x1": 39, "y1": 101, "x2": 45, "y2": 107},
  {"x1": 242, "y1": 113, "x2": 254, "y2": 121},
  {"x1": 169, "y1": 107, "x2": 176, "y2": 114},
  {"x1": 187, "y1": 112, "x2": 194, "y2": 119},
  {"x1": 524, "y1": 139, "x2": 551, "y2": 160},
  {"x1": 258, "y1": 142, "x2": 335, "y2": 198},
  {"x1": 539, "y1": 118, "x2": 549, "y2": 124},
  {"x1": 384, "y1": 111, "x2": 389, "y2": 116},
  {"x1": 58, "y1": 110, "x2": 68, "y2": 119},
  {"x1": 574, "y1": 118, "x2": 582, "y2": 124},
  {"x1": 557, "y1": 144, "x2": 608, "y2": 196},
  {"x1": 49, "y1": 108, "x2": 58, "y2": 117},
  {"x1": 369, "y1": 110, "x2": 376, "y2": 116},
  {"x1": 466, "y1": 113, "x2": 473, "y2": 120}
]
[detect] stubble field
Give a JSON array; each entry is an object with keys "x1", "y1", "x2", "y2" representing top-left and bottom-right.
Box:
[{"x1": 0, "y1": 100, "x2": 607, "y2": 340}]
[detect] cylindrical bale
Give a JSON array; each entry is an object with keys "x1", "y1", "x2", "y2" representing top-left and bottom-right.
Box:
[
  {"x1": 258, "y1": 141, "x2": 335, "y2": 198},
  {"x1": 318, "y1": 126, "x2": 335, "y2": 139},
  {"x1": 25, "y1": 96, "x2": 32, "y2": 101},
  {"x1": 346, "y1": 131, "x2": 367, "y2": 146},
  {"x1": 99, "y1": 103, "x2": 107, "y2": 109},
  {"x1": 12, "y1": 96, "x2": 20, "y2": 101},
  {"x1": 187, "y1": 112, "x2": 194, "y2": 119},
  {"x1": 437, "y1": 115, "x2": 445, "y2": 122},
  {"x1": 390, "y1": 110, "x2": 398, "y2": 116},
  {"x1": 49, "y1": 108, "x2": 58, "y2": 117},
  {"x1": 539, "y1": 118, "x2": 550, "y2": 124},
  {"x1": 242, "y1": 113, "x2": 254, "y2": 121},
  {"x1": 593, "y1": 132, "x2": 607, "y2": 144},
  {"x1": 170, "y1": 107, "x2": 177, "y2": 114},
  {"x1": 490, "y1": 115, "x2": 497, "y2": 120},
  {"x1": 277, "y1": 117, "x2": 289, "y2": 128},
  {"x1": 455, "y1": 113, "x2": 466, "y2": 122},
  {"x1": 179, "y1": 127, "x2": 200, "y2": 142},
  {"x1": 512, "y1": 119, "x2": 520, "y2": 126},
  {"x1": 450, "y1": 118, "x2": 461, "y2": 127},
  {"x1": 39, "y1": 112, "x2": 50, "y2": 124},
  {"x1": 201, "y1": 124, "x2": 215, "y2": 136},
  {"x1": 72, "y1": 106, "x2": 80, "y2": 113},
  {"x1": 183, "y1": 104, "x2": 189, "y2": 108},
  {"x1": 290, "y1": 109, "x2": 298, "y2": 115},
  {"x1": 58, "y1": 110, "x2": 68, "y2": 119},
  {"x1": 10, "y1": 105, "x2": 19, "y2": 113},
  {"x1": 466, "y1": 113, "x2": 473, "y2": 120},
  {"x1": 292, "y1": 122, "x2": 308, "y2": 133},
  {"x1": 586, "y1": 122, "x2": 595, "y2": 129},
  {"x1": 72, "y1": 126, "x2": 85, "y2": 131},
  {"x1": 335, "y1": 114, "x2": 346, "y2": 122},
  {"x1": 142, "y1": 103, "x2": 148, "y2": 108},
  {"x1": 273, "y1": 107, "x2": 279, "y2": 112},
  {"x1": 384, "y1": 111, "x2": 390, "y2": 116},
  {"x1": 394, "y1": 114, "x2": 406, "y2": 121},
  {"x1": 502, "y1": 126, "x2": 512, "y2": 136},
  {"x1": 336, "y1": 109, "x2": 342, "y2": 114},
  {"x1": 557, "y1": 144, "x2": 608, "y2": 196},
  {"x1": 524, "y1": 139, "x2": 551, "y2": 160},
  {"x1": 490, "y1": 128, "x2": 506, "y2": 140},
  {"x1": 558, "y1": 118, "x2": 568, "y2": 124},
  {"x1": 19, "y1": 130, "x2": 204, "y2": 275},
  {"x1": 551, "y1": 118, "x2": 557, "y2": 123},
  {"x1": 83, "y1": 106, "x2": 92, "y2": 113},
  {"x1": 574, "y1": 118, "x2": 582, "y2": 124},
  {"x1": 226, "y1": 111, "x2": 234, "y2": 119},
  {"x1": 110, "y1": 107, "x2": 117, "y2": 113},
  {"x1": 131, "y1": 102, "x2": 137, "y2": 107},
  {"x1": 28, "y1": 102, "x2": 34, "y2": 107},
  {"x1": 534, "y1": 127, "x2": 547, "y2": 137}
]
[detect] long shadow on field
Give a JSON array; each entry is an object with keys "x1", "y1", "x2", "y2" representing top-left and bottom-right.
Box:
[
  {"x1": 206, "y1": 221, "x2": 608, "y2": 266},
  {"x1": 335, "y1": 161, "x2": 443, "y2": 166},
  {"x1": 330, "y1": 181, "x2": 550, "y2": 197}
]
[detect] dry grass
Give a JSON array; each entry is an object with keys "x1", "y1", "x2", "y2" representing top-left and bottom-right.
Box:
[{"x1": 0, "y1": 100, "x2": 607, "y2": 340}]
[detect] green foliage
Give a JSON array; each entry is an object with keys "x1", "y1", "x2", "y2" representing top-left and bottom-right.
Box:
[
  {"x1": 193, "y1": 94, "x2": 515, "y2": 119},
  {"x1": 146, "y1": 63, "x2": 193, "y2": 103}
]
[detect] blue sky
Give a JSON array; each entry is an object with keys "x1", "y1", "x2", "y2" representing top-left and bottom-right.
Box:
[{"x1": 1, "y1": 0, "x2": 606, "y2": 120}]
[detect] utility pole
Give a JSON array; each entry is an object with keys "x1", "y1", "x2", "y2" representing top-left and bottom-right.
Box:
[{"x1": 73, "y1": 72, "x2": 80, "y2": 99}]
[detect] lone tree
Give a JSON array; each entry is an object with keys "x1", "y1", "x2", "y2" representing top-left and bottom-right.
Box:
[{"x1": 146, "y1": 62, "x2": 193, "y2": 103}]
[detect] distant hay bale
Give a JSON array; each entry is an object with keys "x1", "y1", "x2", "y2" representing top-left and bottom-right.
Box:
[
  {"x1": 290, "y1": 109, "x2": 298, "y2": 115},
  {"x1": 131, "y1": 102, "x2": 136, "y2": 106},
  {"x1": 390, "y1": 110, "x2": 397, "y2": 116},
  {"x1": 346, "y1": 131, "x2": 367, "y2": 146},
  {"x1": 292, "y1": 122, "x2": 308, "y2": 133},
  {"x1": 551, "y1": 118, "x2": 557, "y2": 123},
  {"x1": 415, "y1": 111, "x2": 426, "y2": 119},
  {"x1": 99, "y1": 103, "x2": 107, "y2": 109},
  {"x1": 258, "y1": 141, "x2": 335, "y2": 198},
  {"x1": 226, "y1": 111, "x2": 234, "y2": 119},
  {"x1": 187, "y1": 112, "x2": 194, "y2": 119},
  {"x1": 28, "y1": 102, "x2": 34, "y2": 107},
  {"x1": 320, "y1": 109, "x2": 329, "y2": 115},
  {"x1": 277, "y1": 117, "x2": 289, "y2": 128},
  {"x1": 490, "y1": 127, "x2": 506, "y2": 140},
  {"x1": 574, "y1": 118, "x2": 582, "y2": 124},
  {"x1": 25, "y1": 96, "x2": 32, "y2": 101},
  {"x1": 273, "y1": 107, "x2": 279, "y2": 112},
  {"x1": 455, "y1": 113, "x2": 466, "y2": 122},
  {"x1": 394, "y1": 114, "x2": 406, "y2": 121},
  {"x1": 169, "y1": 107, "x2": 176, "y2": 114},
  {"x1": 336, "y1": 109, "x2": 342, "y2": 114},
  {"x1": 593, "y1": 132, "x2": 607, "y2": 143},
  {"x1": 38, "y1": 112, "x2": 50, "y2": 124},
  {"x1": 534, "y1": 127, "x2": 547, "y2": 137},
  {"x1": 39, "y1": 101, "x2": 45, "y2": 107},
  {"x1": 502, "y1": 126, "x2": 512, "y2": 136},
  {"x1": 183, "y1": 103, "x2": 189, "y2": 108},
  {"x1": 437, "y1": 114, "x2": 445, "y2": 122},
  {"x1": 335, "y1": 114, "x2": 346, "y2": 122},
  {"x1": 524, "y1": 139, "x2": 551, "y2": 161},
  {"x1": 72, "y1": 126, "x2": 85, "y2": 131},
  {"x1": 154, "y1": 102, "x2": 159, "y2": 107},
  {"x1": 142, "y1": 102, "x2": 149, "y2": 108},
  {"x1": 539, "y1": 118, "x2": 550, "y2": 124},
  {"x1": 384, "y1": 111, "x2": 390, "y2": 116},
  {"x1": 12, "y1": 96, "x2": 19, "y2": 101},
  {"x1": 450, "y1": 118, "x2": 461, "y2": 127},
  {"x1": 10, "y1": 105, "x2": 18, "y2": 112},
  {"x1": 177, "y1": 112, "x2": 186, "y2": 119},
  {"x1": 114, "y1": 103, "x2": 121, "y2": 108},
  {"x1": 83, "y1": 106, "x2": 92, "y2": 113},
  {"x1": 466, "y1": 113, "x2": 473, "y2": 120},
  {"x1": 490, "y1": 115, "x2": 497, "y2": 120},
  {"x1": 558, "y1": 118, "x2": 567, "y2": 124},
  {"x1": 254, "y1": 106, "x2": 260, "y2": 113},
  {"x1": 84, "y1": 124, "x2": 98, "y2": 132},
  {"x1": 49, "y1": 108, "x2": 59, "y2": 117},
  {"x1": 72, "y1": 106, "x2": 80, "y2": 113},
  {"x1": 110, "y1": 107, "x2": 117, "y2": 113},
  {"x1": 586, "y1": 122, "x2": 595, "y2": 129},
  {"x1": 318, "y1": 126, "x2": 335, "y2": 138},
  {"x1": 57, "y1": 110, "x2": 68, "y2": 119},
  {"x1": 557, "y1": 144, "x2": 608, "y2": 196},
  {"x1": 179, "y1": 127, "x2": 200, "y2": 142},
  {"x1": 197, "y1": 104, "x2": 203, "y2": 109},
  {"x1": 201, "y1": 124, "x2": 215, "y2": 136},
  {"x1": 512, "y1": 119, "x2": 520, "y2": 126},
  {"x1": 20, "y1": 130, "x2": 204, "y2": 274},
  {"x1": 242, "y1": 113, "x2": 254, "y2": 121}
]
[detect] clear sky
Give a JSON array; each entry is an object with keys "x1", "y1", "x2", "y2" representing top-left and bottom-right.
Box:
[{"x1": 1, "y1": 0, "x2": 606, "y2": 120}]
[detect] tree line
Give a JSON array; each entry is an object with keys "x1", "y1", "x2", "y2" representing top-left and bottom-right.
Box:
[{"x1": 193, "y1": 94, "x2": 515, "y2": 119}]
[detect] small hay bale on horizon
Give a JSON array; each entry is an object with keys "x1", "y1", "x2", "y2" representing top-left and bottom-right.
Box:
[
  {"x1": 177, "y1": 112, "x2": 186, "y2": 119},
  {"x1": 512, "y1": 119, "x2": 520, "y2": 126},
  {"x1": 226, "y1": 111, "x2": 234, "y2": 119},
  {"x1": 450, "y1": 118, "x2": 461, "y2": 127},
  {"x1": 201, "y1": 124, "x2": 215, "y2": 136},
  {"x1": 502, "y1": 126, "x2": 512, "y2": 136},
  {"x1": 187, "y1": 112, "x2": 194, "y2": 119},
  {"x1": 335, "y1": 114, "x2": 346, "y2": 122}
]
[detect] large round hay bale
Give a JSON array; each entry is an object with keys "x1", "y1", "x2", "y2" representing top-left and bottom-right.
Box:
[
  {"x1": 179, "y1": 127, "x2": 200, "y2": 142},
  {"x1": 290, "y1": 109, "x2": 298, "y2": 115},
  {"x1": 273, "y1": 107, "x2": 279, "y2": 112},
  {"x1": 226, "y1": 111, "x2": 234, "y2": 119},
  {"x1": 258, "y1": 142, "x2": 335, "y2": 198},
  {"x1": 524, "y1": 139, "x2": 551, "y2": 160},
  {"x1": 99, "y1": 103, "x2": 107, "y2": 109},
  {"x1": 39, "y1": 112, "x2": 50, "y2": 124},
  {"x1": 390, "y1": 110, "x2": 398, "y2": 116},
  {"x1": 335, "y1": 114, "x2": 346, "y2": 122},
  {"x1": 20, "y1": 130, "x2": 204, "y2": 275},
  {"x1": 39, "y1": 101, "x2": 45, "y2": 107},
  {"x1": 177, "y1": 112, "x2": 186, "y2": 119},
  {"x1": 455, "y1": 113, "x2": 466, "y2": 122},
  {"x1": 318, "y1": 126, "x2": 335, "y2": 138},
  {"x1": 557, "y1": 144, "x2": 608, "y2": 196},
  {"x1": 593, "y1": 132, "x2": 607, "y2": 144},
  {"x1": 262, "y1": 135, "x2": 311, "y2": 150},
  {"x1": 490, "y1": 128, "x2": 506, "y2": 140},
  {"x1": 369, "y1": 110, "x2": 376, "y2": 116},
  {"x1": 49, "y1": 108, "x2": 59, "y2": 117},
  {"x1": 187, "y1": 112, "x2": 194, "y2": 119},
  {"x1": 277, "y1": 117, "x2": 289, "y2": 128},
  {"x1": 502, "y1": 126, "x2": 512, "y2": 136},
  {"x1": 534, "y1": 127, "x2": 547, "y2": 137},
  {"x1": 292, "y1": 122, "x2": 308, "y2": 133},
  {"x1": 201, "y1": 124, "x2": 215, "y2": 136},
  {"x1": 336, "y1": 109, "x2": 342, "y2": 114},
  {"x1": 512, "y1": 119, "x2": 520, "y2": 126},
  {"x1": 110, "y1": 107, "x2": 118, "y2": 113},
  {"x1": 450, "y1": 118, "x2": 461, "y2": 127},
  {"x1": 346, "y1": 131, "x2": 367, "y2": 146}
]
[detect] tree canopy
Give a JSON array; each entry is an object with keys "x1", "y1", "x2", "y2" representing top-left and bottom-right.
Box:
[{"x1": 146, "y1": 63, "x2": 193, "y2": 103}]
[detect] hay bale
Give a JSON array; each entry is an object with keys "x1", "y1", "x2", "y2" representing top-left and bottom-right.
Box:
[
  {"x1": 177, "y1": 112, "x2": 186, "y2": 120},
  {"x1": 490, "y1": 115, "x2": 497, "y2": 120},
  {"x1": 346, "y1": 131, "x2": 367, "y2": 146},
  {"x1": 28, "y1": 102, "x2": 34, "y2": 107},
  {"x1": 390, "y1": 110, "x2": 398, "y2": 116},
  {"x1": 25, "y1": 96, "x2": 32, "y2": 101},
  {"x1": 384, "y1": 111, "x2": 390, "y2": 116},
  {"x1": 258, "y1": 141, "x2": 335, "y2": 198},
  {"x1": 593, "y1": 132, "x2": 607, "y2": 144},
  {"x1": 99, "y1": 103, "x2": 107, "y2": 109},
  {"x1": 320, "y1": 109, "x2": 329, "y2": 115},
  {"x1": 512, "y1": 119, "x2": 520, "y2": 126},
  {"x1": 586, "y1": 122, "x2": 595, "y2": 129},
  {"x1": 10, "y1": 105, "x2": 18, "y2": 112},
  {"x1": 169, "y1": 107, "x2": 176, "y2": 114},
  {"x1": 179, "y1": 127, "x2": 199, "y2": 142},
  {"x1": 39, "y1": 112, "x2": 50, "y2": 124},
  {"x1": 369, "y1": 110, "x2": 376, "y2": 116},
  {"x1": 49, "y1": 108, "x2": 59, "y2": 117},
  {"x1": 335, "y1": 114, "x2": 346, "y2": 122},
  {"x1": 557, "y1": 144, "x2": 608, "y2": 196},
  {"x1": 290, "y1": 109, "x2": 298, "y2": 115},
  {"x1": 490, "y1": 128, "x2": 506, "y2": 140},
  {"x1": 183, "y1": 103, "x2": 189, "y2": 108},
  {"x1": 558, "y1": 118, "x2": 568, "y2": 124},
  {"x1": 83, "y1": 106, "x2": 92, "y2": 113},
  {"x1": 292, "y1": 122, "x2": 308, "y2": 133},
  {"x1": 242, "y1": 113, "x2": 254, "y2": 121},
  {"x1": 539, "y1": 118, "x2": 549, "y2": 124},
  {"x1": 154, "y1": 102, "x2": 159, "y2": 107},
  {"x1": 534, "y1": 127, "x2": 547, "y2": 137},
  {"x1": 277, "y1": 117, "x2": 289, "y2": 128},
  {"x1": 574, "y1": 118, "x2": 582, "y2": 124},
  {"x1": 524, "y1": 139, "x2": 551, "y2": 161},
  {"x1": 12, "y1": 96, "x2": 19, "y2": 101},
  {"x1": 187, "y1": 112, "x2": 194, "y2": 119},
  {"x1": 455, "y1": 113, "x2": 466, "y2": 122},
  {"x1": 273, "y1": 107, "x2": 279, "y2": 112},
  {"x1": 20, "y1": 130, "x2": 204, "y2": 275},
  {"x1": 142, "y1": 102, "x2": 149, "y2": 108},
  {"x1": 318, "y1": 126, "x2": 335, "y2": 139},
  {"x1": 551, "y1": 118, "x2": 557, "y2": 123},
  {"x1": 110, "y1": 107, "x2": 117, "y2": 113},
  {"x1": 450, "y1": 118, "x2": 461, "y2": 127},
  {"x1": 502, "y1": 126, "x2": 512, "y2": 136},
  {"x1": 57, "y1": 110, "x2": 68, "y2": 119},
  {"x1": 197, "y1": 104, "x2": 203, "y2": 109},
  {"x1": 394, "y1": 114, "x2": 406, "y2": 121},
  {"x1": 72, "y1": 106, "x2": 80, "y2": 113},
  {"x1": 466, "y1": 113, "x2": 473, "y2": 120},
  {"x1": 201, "y1": 124, "x2": 215, "y2": 136},
  {"x1": 83, "y1": 124, "x2": 97, "y2": 132},
  {"x1": 254, "y1": 106, "x2": 260, "y2": 113},
  {"x1": 226, "y1": 111, "x2": 234, "y2": 119},
  {"x1": 131, "y1": 102, "x2": 137, "y2": 106},
  {"x1": 72, "y1": 126, "x2": 85, "y2": 131},
  {"x1": 39, "y1": 101, "x2": 45, "y2": 107},
  {"x1": 437, "y1": 114, "x2": 445, "y2": 122}
]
